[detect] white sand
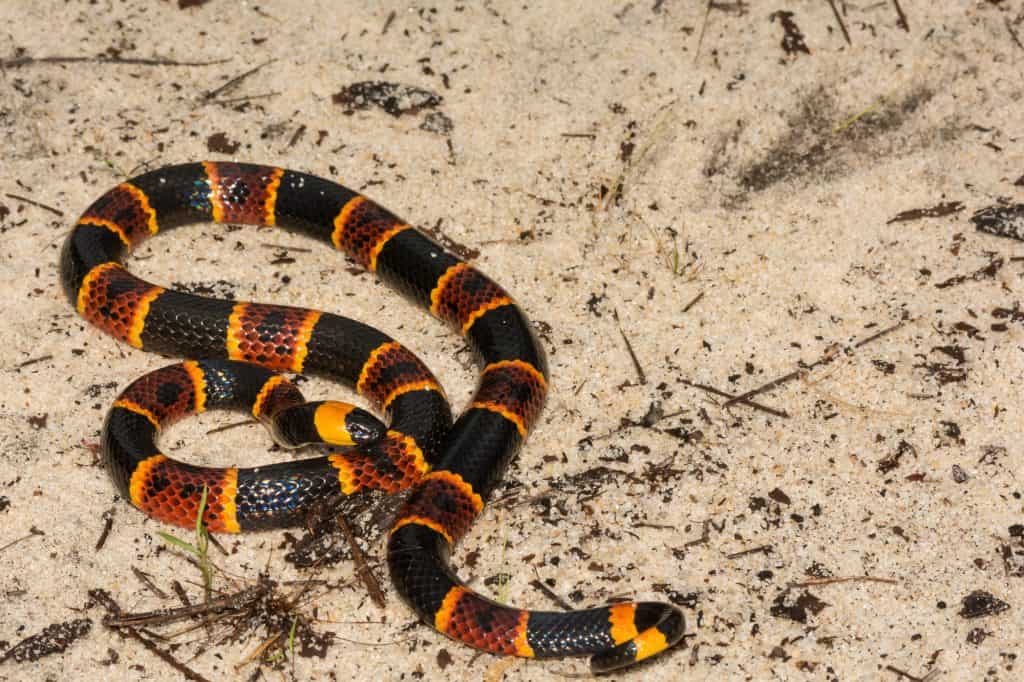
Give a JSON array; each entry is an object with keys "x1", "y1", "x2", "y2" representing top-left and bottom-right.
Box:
[{"x1": 1, "y1": 1, "x2": 1022, "y2": 680}]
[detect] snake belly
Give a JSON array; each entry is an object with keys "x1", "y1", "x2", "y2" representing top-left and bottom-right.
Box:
[{"x1": 60, "y1": 161, "x2": 685, "y2": 672}]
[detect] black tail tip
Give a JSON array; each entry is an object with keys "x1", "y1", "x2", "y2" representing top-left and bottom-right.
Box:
[{"x1": 589, "y1": 604, "x2": 685, "y2": 674}]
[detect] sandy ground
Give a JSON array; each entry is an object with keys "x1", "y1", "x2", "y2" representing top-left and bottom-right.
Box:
[{"x1": 1, "y1": 1, "x2": 1023, "y2": 680}]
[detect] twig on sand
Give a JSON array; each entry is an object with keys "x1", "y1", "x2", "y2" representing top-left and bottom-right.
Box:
[
  {"x1": 891, "y1": 0, "x2": 909, "y2": 33},
  {"x1": 1, "y1": 54, "x2": 229, "y2": 69},
  {"x1": 614, "y1": 309, "x2": 647, "y2": 385},
  {"x1": 336, "y1": 516, "x2": 386, "y2": 608},
  {"x1": 681, "y1": 379, "x2": 789, "y2": 418},
  {"x1": 202, "y1": 59, "x2": 275, "y2": 101},
  {"x1": 682, "y1": 291, "x2": 704, "y2": 313},
  {"x1": 826, "y1": 0, "x2": 852, "y2": 45},
  {"x1": 789, "y1": 576, "x2": 898, "y2": 588},
  {"x1": 694, "y1": 0, "x2": 715, "y2": 63},
  {"x1": 0, "y1": 527, "x2": 44, "y2": 554},
  {"x1": 91, "y1": 590, "x2": 213, "y2": 682},
  {"x1": 4, "y1": 192, "x2": 63, "y2": 217},
  {"x1": 722, "y1": 321, "x2": 905, "y2": 408}
]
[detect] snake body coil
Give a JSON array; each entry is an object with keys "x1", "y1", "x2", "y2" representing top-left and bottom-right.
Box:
[{"x1": 60, "y1": 161, "x2": 684, "y2": 672}]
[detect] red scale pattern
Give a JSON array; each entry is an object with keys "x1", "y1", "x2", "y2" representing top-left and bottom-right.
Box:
[
  {"x1": 135, "y1": 459, "x2": 235, "y2": 532},
  {"x1": 357, "y1": 343, "x2": 437, "y2": 411},
  {"x1": 399, "y1": 475, "x2": 480, "y2": 543},
  {"x1": 331, "y1": 433, "x2": 426, "y2": 493},
  {"x1": 474, "y1": 363, "x2": 547, "y2": 435},
  {"x1": 228, "y1": 303, "x2": 314, "y2": 371},
  {"x1": 253, "y1": 378, "x2": 304, "y2": 420},
  {"x1": 80, "y1": 265, "x2": 160, "y2": 345},
  {"x1": 206, "y1": 163, "x2": 280, "y2": 225},
  {"x1": 443, "y1": 595, "x2": 526, "y2": 656},
  {"x1": 80, "y1": 184, "x2": 153, "y2": 247},
  {"x1": 336, "y1": 199, "x2": 404, "y2": 269},
  {"x1": 119, "y1": 365, "x2": 198, "y2": 427},
  {"x1": 435, "y1": 266, "x2": 509, "y2": 329}
]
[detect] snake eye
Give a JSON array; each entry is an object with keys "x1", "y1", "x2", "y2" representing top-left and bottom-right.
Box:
[
  {"x1": 344, "y1": 408, "x2": 387, "y2": 446},
  {"x1": 311, "y1": 401, "x2": 385, "y2": 447}
]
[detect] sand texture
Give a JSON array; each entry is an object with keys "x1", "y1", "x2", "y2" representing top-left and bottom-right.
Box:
[{"x1": 1, "y1": 1, "x2": 1022, "y2": 680}]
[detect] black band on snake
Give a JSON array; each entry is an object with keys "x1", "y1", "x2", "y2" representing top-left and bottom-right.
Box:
[{"x1": 59, "y1": 161, "x2": 685, "y2": 672}]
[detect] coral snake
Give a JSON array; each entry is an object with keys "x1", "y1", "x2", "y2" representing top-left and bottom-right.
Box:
[{"x1": 59, "y1": 161, "x2": 685, "y2": 672}]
